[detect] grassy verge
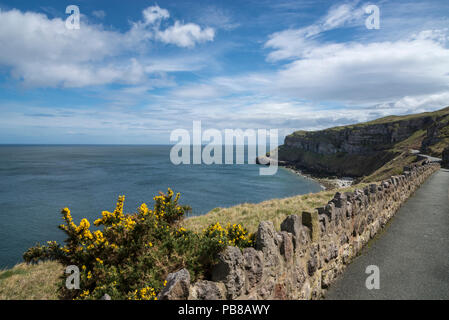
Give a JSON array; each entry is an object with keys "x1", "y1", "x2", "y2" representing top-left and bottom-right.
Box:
[
  {"x1": 0, "y1": 261, "x2": 62, "y2": 300},
  {"x1": 183, "y1": 183, "x2": 367, "y2": 234}
]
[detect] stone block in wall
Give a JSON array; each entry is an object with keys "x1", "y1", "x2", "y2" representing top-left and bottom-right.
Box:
[
  {"x1": 352, "y1": 216, "x2": 366, "y2": 236},
  {"x1": 279, "y1": 231, "x2": 294, "y2": 263},
  {"x1": 341, "y1": 243, "x2": 352, "y2": 265},
  {"x1": 189, "y1": 281, "x2": 226, "y2": 300},
  {"x1": 366, "y1": 212, "x2": 374, "y2": 225},
  {"x1": 211, "y1": 246, "x2": 245, "y2": 299},
  {"x1": 302, "y1": 211, "x2": 320, "y2": 242},
  {"x1": 280, "y1": 214, "x2": 301, "y2": 239},
  {"x1": 300, "y1": 280, "x2": 312, "y2": 300},
  {"x1": 346, "y1": 201, "x2": 353, "y2": 218},
  {"x1": 369, "y1": 221, "x2": 379, "y2": 239},
  {"x1": 273, "y1": 282, "x2": 288, "y2": 300},
  {"x1": 307, "y1": 244, "x2": 319, "y2": 276},
  {"x1": 280, "y1": 215, "x2": 310, "y2": 256},
  {"x1": 340, "y1": 233, "x2": 349, "y2": 245},
  {"x1": 324, "y1": 202, "x2": 336, "y2": 221},
  {"x1": 358, "y1": 217, "x2": 366, "y2": 235},
  {"x1": 345, "y1": 191, "x2": 355, "y2": 200},
  {"x1": 311, "y1": 271, "x2": 323, "y2": 299},
  {"x1": 257, "y1": 278, "x2": 275, "y2": 299},
  {"x1": 320, "y1": 241, "x2": 338, "y2": 263},
  {"x1": 321, "y1": 262, "x2": 339, "y2": 289},
  {"x1": 291, "y1": 264, "x2": 306, "y2": 293},
  {"x1": 158, "y1": 268, "x2": 191, "y2": 300},
  {"x1": 363, "y1": 186, "x2": 370, "y2": 195},
  {"x1": 319, "y1": 214, "x2": 328, "y2": 234},
  {"x1": 255, "y1": 221, "x2": 282, "y2": 268},
  {"x1": 332, "y1": 192, "x2": 348, "y2": 209},
  {"x1": 352, "y1": 238, "x2": 363, "y2": 256},
  {"x1": 298, "y1": 226, "x2": 311, "y2": 257},
  {"x1": 242, "y1": 247, "x2": 263, "y2": 292}
]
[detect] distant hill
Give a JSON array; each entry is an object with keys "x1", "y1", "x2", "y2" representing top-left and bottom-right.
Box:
[{"x1": 276, "y1": 106, "x2": 449, "y2": 182}]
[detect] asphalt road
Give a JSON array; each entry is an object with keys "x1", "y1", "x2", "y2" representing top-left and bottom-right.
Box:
[{"x1": 325, "y1": 169, "x2": 449, "y2": 300}]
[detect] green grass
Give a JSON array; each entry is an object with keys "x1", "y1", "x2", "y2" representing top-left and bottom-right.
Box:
[
  {"x1": 326, "y1": 106, "x2": 449, "y2": 132},
  {"x1": 0, "y1": 268, "x2": 28, "y2": 281},
  {"x1": 0, "y1": 261, "x2": 62, "y2": 300},
  {"x1": 361, "y1": 152, "x2": 418, "y2": 183},
  {"x1": 183, "y1": 183, "x2": 368, "y2": 234}
]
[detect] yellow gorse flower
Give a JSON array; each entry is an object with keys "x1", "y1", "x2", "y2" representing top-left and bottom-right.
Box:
[
  {"x1": 130, "y1": 286, "x2": 157, "y2": 300},
  {"x1": 50, "y1": 188, "x2": 255, "y2": 301}
]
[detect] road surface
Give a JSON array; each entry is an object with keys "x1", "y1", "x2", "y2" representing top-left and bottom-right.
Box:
[
  {"x1": 325, "y1": 168, "x2": 449, "y2": 300},
  {"x1": 410, "y1": 149, "x2": 442, "y2": 163}
]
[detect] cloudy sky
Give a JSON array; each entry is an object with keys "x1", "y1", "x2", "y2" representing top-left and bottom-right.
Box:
[{"x1": 0, "y1": 0, "x2": 448, "y2": 144}]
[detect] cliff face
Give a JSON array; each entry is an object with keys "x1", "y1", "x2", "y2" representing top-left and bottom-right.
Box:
[
  {"x1": 443, "y1": 147, "x2": 449, "y2": 169},
  {"x1": 277, "y1": 107, "x2": 449, "y2": 178}
]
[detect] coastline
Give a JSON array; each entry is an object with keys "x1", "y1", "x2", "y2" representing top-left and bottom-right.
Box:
[
  {"x1": 256, "y1": 155, "x2": 353, "y2": 190},
  {"x1": 284, "y1": 166, "x2": 353, "y2": 190}
]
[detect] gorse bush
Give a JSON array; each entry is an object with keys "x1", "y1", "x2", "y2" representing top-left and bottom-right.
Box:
[
  {"x1": 23, "y1": 189, "x2": 254, "y2": 300},
  {"x1": 205, "y1": 222, "x2": 254, "y2": 248}
]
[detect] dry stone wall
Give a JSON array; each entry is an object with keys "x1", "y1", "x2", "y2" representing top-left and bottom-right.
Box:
[{"x1": 159, "y1": 162, "x2": 440, "y2": 300}]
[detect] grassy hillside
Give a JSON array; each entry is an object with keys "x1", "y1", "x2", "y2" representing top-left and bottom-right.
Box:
[
  {"x1": 0, "y1": 261, "x2": 62, "y2": 300},
  {"x1": 183, "y1": 184, "x2": 367, "y2": 234},
  {"x1": 319, "y1": 106, "x2": 449, "y2": 132}
]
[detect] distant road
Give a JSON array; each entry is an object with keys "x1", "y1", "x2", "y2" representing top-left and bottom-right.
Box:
[
  {"x1": 410, "y1": 149, "x2": 442, "y2": 163},
  {"x1": 326, "y1": 169, "x2": 449, "y2": 300}
]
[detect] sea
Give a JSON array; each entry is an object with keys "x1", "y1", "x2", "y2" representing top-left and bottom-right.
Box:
[{"x1": 0, "y1": 145, "x2": 321, "y2": 269}]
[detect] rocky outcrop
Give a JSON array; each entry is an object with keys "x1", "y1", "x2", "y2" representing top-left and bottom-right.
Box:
[
  {"x1": 162, "y1": 162, "x2": 440, "y2": 300},
  {"x1": 276, "y1": 107, "x2": 449, "y2": 177}
]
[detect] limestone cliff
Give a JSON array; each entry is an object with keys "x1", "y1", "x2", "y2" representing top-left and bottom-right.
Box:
[
  {"x1": 276, "y1": 106, "x2": 449, "y2": 180},
  {"x1": 442, "y1": 147, "x2": 449, "y2": 169}
]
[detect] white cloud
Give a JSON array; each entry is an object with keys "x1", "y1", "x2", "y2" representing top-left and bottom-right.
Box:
[
  {"x1": 172, "y1": 84, "x2": 223, "y2": 99},
  {"x1": 269, "y1": 32, "x2": 449, "y2": 104},
  {"x1": 142, "y1": 6, "x2": 169, "y2": 25},
  {"x1": 130, "y1": 5, "x2": 215, "y2": 48},
  {"x1": 375, "y1": 91, "x2": 449, "y2": 113},
  {"x1": 259, "y1": 3, "x2": 449, "y2": 107},
  {"x1": 195, "y1": 6, "x2": 240, "y2": 31},
  {"x1": 265, "y1": 2, "x2": 364, "y2": 62},
  {"x1": 156, "y1": 21, "x2": 215, "y2": 48},
  {"x1": 0, "y1": 6, "x2": 215, "y2": 88},
  {"x1": 92, "y1": 10, "x2": 106, "y2": 19},
  {"x1": 322, "y1": 3, "x2": 363, "y2": 29},
  {"x1": 411, "y1": 28, "x2": 449, "y2": 44}
]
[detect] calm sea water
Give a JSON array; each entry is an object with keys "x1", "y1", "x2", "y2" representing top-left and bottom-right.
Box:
[{"x1": 0, "y1": 145, "x2": 321, "y2": 268}]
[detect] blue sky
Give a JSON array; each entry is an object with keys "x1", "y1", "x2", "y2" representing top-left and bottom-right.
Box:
[{"x1": 0, "y1": 0, "x2": 449, "y2": 144}]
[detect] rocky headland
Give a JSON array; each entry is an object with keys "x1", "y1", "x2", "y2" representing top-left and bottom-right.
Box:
[{"x1": 262, "y1": 107, "x2": 449, "y2": 185}]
